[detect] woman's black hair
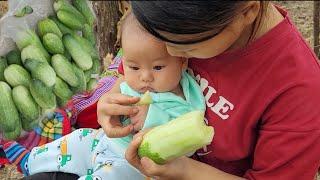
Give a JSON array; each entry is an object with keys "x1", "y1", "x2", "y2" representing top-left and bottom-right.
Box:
[{"x1": 131, "y1": 1, "x2": 266, "y2": 44}]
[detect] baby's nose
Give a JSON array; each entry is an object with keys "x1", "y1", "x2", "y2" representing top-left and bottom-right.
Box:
[{"x1": 140, "y1": 70, "x2": 154, "y2": 82}]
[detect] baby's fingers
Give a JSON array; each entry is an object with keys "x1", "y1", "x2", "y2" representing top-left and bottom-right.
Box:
[{"x1": 104, "y1": 120, "x2": 133, "y2": 138}]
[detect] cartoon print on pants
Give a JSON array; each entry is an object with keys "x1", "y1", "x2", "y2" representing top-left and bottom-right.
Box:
[
  {"x1": 95, "y1": 160, "x2": 113, "y2": 173},
  {"x1": 33, "y1": 145, "x2": 48, "y2": 159},
  {"x1": 91, "y1": 129, "x2": 101, "y2": 152},
  {"x1": 91, "y1": 139, "x2": 100, "y2": 152},
  {"x1": 83, "y1": 160, "x2": 113, "y2": 180},
  {"x1": 85, "y1": 174, "x2": 102, "y2": 180},
  {"x1": 92, "y1": 149, "x2": 106, "y2": 164},
  {"x1": 87, "y1": 168, "x2": 94, "y2": 176},
  {"x1": 79, "y1": 129, "x2": 94, "y2": 141},
  {"x1": 101, "y1": 160, "x2": 113, "y2": 172},
  {"x1": 84, "y1": 169, "x2": 102, "y2": 180},
  {"x1": 57, "y1": 138, "x2": 72, "y2": 170}
]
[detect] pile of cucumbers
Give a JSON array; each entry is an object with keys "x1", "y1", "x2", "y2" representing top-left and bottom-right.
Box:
[{"x1": 0, "y1": 0, "x2": 100, "y2": 140}]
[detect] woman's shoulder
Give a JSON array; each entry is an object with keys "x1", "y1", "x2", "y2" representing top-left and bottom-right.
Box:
[
  {"x1": 190, "y1": 7, "x2": 320, "y2": 82},
  {"x1": 191, "y1": 6, "x2": 318, "y2": 67}
]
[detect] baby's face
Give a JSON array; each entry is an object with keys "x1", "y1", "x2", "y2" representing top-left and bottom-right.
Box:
[{"x1": 122, "y1": 30, "x2": 186, "y2": 94}]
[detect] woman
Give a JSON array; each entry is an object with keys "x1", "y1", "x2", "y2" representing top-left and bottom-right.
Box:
[{"x1": 98, "y1": 1, "x2": 320, "y2": 180}]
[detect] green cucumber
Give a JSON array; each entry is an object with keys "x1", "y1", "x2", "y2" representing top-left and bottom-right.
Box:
[{"x1": 138, "y1": 111, "x2": 214, "y2": 164}]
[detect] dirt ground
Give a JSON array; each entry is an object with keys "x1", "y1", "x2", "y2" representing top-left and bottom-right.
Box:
[
  {"x1": 0, "y1": 1, "x2": 319, "y2": 180},
  {"x1": 275, "y1": 1, "x2": 315, "y2": 47}
]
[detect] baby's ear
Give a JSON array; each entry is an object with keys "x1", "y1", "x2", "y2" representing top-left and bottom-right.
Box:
[{"x1": 181, "y1": 57, "x2": 188, "y2": 71}]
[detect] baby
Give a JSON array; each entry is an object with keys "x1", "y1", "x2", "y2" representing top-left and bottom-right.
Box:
[{"x1": 7, "y1": 13, "x2": 205, "y2": 180}]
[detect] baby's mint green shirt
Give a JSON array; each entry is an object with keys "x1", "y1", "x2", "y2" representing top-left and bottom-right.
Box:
[{"x1": 108, "y1": 71, "x2": 205, "y2": 154}]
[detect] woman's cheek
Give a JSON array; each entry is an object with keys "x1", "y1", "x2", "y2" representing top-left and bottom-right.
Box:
[{"x1": 166, "y1": 47, "x2": 188, "y2": 58}]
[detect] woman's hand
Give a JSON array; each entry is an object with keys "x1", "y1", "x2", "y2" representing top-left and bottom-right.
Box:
[
  {"x1": 125, "y1": 131, "x2": 187, "y2": 180},
  {"x1": 97, "y1": 92, "x2": 140, "y2": 137},
  {"x1": 130, "y1": 105, "x2": 149, "y2": 133}
]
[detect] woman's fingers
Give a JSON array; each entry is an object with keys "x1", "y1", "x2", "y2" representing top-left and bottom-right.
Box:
[
  {"x1": 125, "y1": 135, "x2": 144, "y2": 170},
  {"x1": 105, "y1": 124, "x2": 133, "y2": 138},
  {"x1": 97, "y1": 93, "x2": 140, "y2": 119},
  {"x1": 105, "y1": 93, "x2": 140, "y2": 105},
  {"x1": 133, "y1": 128, "x2": 150, "y2": 139},
  {"x1": 98, "y1": 113, "x2": 134, "y2": 138},
  {"x1": 126, "y1": 131, "x2": 169, "y2": 178},
  {"x1": 141, "y1": 157, "x2": 168, "y2": 177},
  {"x1": 105, "y1": 103, "x2": 139, "y2": 116},
  {"x1": 104, "y1": 117, "x2": 134, "y2": 137},
  {"x1": 97, "y1": 93, "x2": 140, "y2": 138},
  {"x1": 98, "y1": 104, "x2": 138, "y2": 137},
  {"x1": 98, "y1": 93, "x2": 140, "y2": 116}
]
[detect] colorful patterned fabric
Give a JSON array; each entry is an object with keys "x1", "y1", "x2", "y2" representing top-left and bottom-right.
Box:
[
  {"x1": 71, "y1": 76, "x2": 118, "y2": 125},
  {"x1": 1, "y1": 141, "x2": 30, "y2": 176},
  {"x1": 0, "y1": 108, "x2": 72, "y2": 152}
]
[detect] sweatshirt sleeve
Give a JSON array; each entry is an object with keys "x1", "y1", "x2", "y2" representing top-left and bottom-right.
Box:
[{"x1": 244, "y1": 83, "x2": 320, "y2": 179}]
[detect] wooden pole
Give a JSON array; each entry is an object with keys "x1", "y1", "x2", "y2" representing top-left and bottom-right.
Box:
[
  {"x1": 93, "y1": 1, "x2": 121, "y2": 59},
  {"x1": 314, "y1": 1, "x2": 320, "y2": 58},
  {"x1": 0, "y1": 1, "x2": 8, "y2": 18}
]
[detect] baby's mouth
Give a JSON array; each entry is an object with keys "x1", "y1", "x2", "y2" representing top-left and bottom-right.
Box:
[{"x1": 140, "y1": 86, "x2": 154, "y2": 93}]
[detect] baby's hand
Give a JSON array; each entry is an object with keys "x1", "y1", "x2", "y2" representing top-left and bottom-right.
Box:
[{"x1": 130, "y1": 105, "x2": 149, "y2": 133}]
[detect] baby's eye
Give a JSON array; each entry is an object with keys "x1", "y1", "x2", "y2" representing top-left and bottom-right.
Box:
[
  {"x1": 129, "y1": 66, "x2": 139, "y2": 70},
  {"x1": 153, "y1": 66, "x2": 165, "y2": 71}
]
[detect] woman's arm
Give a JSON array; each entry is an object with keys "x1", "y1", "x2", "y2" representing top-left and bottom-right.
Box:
[{"x1": 182, "y1": 158, "x2": 245, "y2": 180}]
